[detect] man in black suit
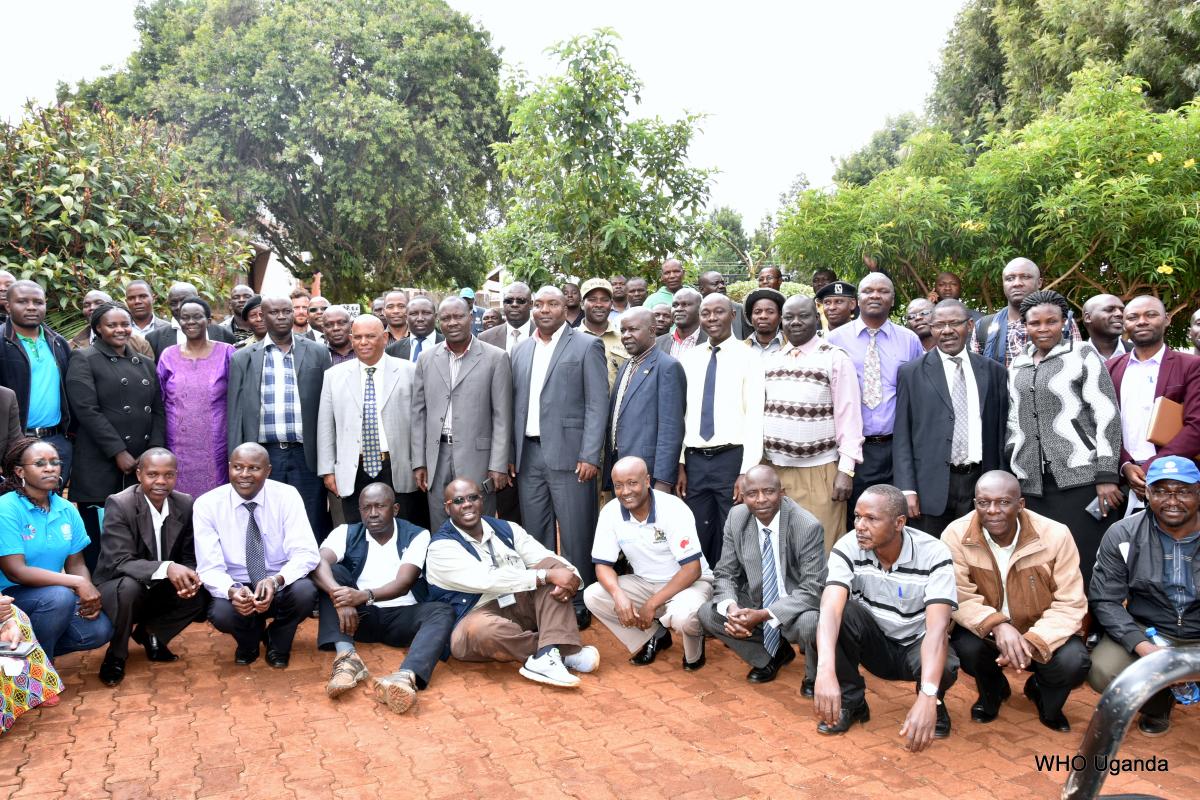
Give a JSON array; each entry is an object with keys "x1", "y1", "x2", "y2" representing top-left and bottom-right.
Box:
[
  {"x1": 893, "y1": 299, "x2": 1009, "y2": 536},
  {"x1": 145, "y1": 281, "x2": 235, "y2": 358},
  {"x1": 385, "y1": 296, "x2": 443, "y2": 361},
  {"x1": 608, "y1": 308, "x2": 685, "y2": 492},
  {"x1": 93, "y1": 448, "x2": 207, "y2": 685},
  {"x1": 699, "y1": 465, "x2": 826, "y2": 688},
  {"x1": 227, "y1": 296, "x2": 332, "y2": 541}
]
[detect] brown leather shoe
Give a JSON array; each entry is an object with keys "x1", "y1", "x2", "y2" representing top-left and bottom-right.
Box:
[
  {"x1": 372, "y1": 669, "x2": 418, "y2": 714},
  {"x1": 326, "y1": 651, "x2": 369, "y2": 698}
]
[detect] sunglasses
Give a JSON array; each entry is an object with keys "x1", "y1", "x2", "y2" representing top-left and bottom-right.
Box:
[
  {"x1": 448, "y1": 493, "x2": 482, "y2": 506},
  {"x1": 503, "y1": 298, "x2": 529, "y2": 305}
]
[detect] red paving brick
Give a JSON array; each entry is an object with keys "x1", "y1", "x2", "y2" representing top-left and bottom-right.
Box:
[{"x1": 4, "y1": 622, "x2": 1195, "y2": 799}]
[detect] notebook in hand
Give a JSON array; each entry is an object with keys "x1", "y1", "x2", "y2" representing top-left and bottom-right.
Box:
[{"x1": 1147, "y1": 396, "x2": 1184, "y2": 447}]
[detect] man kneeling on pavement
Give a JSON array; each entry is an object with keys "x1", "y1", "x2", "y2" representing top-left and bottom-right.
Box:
[
  {"x1": 585, "y1": 457, "x2": 713, "y2": 670},
  {"x1": 424, "y1": 478, "x2": 599, "y2": 687},
  {"x1": 942, "y1": 470, "x2": 1089, "y2": 732},
  {"x1": 311, "y1": 483, "x2": 455, "y2": 714}
]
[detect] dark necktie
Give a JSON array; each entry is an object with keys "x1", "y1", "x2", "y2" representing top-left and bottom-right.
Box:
[
  {"x1": 760, "y1": 528, "x2": 781, "y2": 657},
  {"x1": 362, "y1": 366, "x2": 383, "y2": 477},
  {"x1": 243, "y1": 501, "x2": 268, "y2": 587},
  {"x1": 412, "y1": 336, "x2": 425, "y2": 361},
  {"x1": 700, "y1": 345, "x2": 719, "y2": 440},
  {"x1": 949, "y1": 356, "x2": 969, "y2": 464}
]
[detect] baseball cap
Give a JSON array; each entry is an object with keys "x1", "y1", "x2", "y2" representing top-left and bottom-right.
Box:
[
  {"x1": 580, "y1": 278, "x2": 614, "y2": 299},
  {"x1": 1145, "y1": 456, "x2": 1200, "y2": 485},
  {"x1": 459, "y1": 287, "x2": 476, "y2": 299}
]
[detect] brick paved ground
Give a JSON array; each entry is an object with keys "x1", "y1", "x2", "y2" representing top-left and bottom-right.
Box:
[{"x1": 3, "y1": 623, "x2": 1194, "y2": 799}]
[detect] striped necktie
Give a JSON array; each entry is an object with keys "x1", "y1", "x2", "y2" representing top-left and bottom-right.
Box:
[{"x1": 760, "y1": 528, "x2": 781, "y2": 657}]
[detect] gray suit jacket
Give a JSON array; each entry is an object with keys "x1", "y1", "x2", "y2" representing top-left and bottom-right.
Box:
[
  {"x1": 411, "y1": 337, "x2": 513, "y2": 481},
  {"x1": 226, "y1": 335, "x2": 331, "y2": 473},
  {"x1": 317, "y1": 355, "x2": 417, "y2": 496},
  {"x1": 711, "y1": 498, "x2": 826, "y2": 629},
  {"x1": 511, "y1": 325, "x2": 608, "y2": 471},
  {"x1": 478, "y1": 320, "x2": 532, "y2": 354}
]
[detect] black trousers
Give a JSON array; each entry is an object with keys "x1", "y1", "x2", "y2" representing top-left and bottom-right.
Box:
[
  {"x1": 849, "y1": 439, "x2": 893, "y2": 519},
  {"x1": 910, "y1": 465, "x2": 981, "y2": 538},
  {"x1": 832, "y1": 600, "x2": 959, "y2": 706},
  {"x1": 264, "y1": 443, "x2": 330, "y2": 542},
  {"x1": 341, "y1": 460, "x2": 426, "y2": 530},
  {"x1": 950, "y1": 626, "x2": 1089, "y2": 716},
  {"x1": 98, "y1": 576, "x2": 208, "y2": 660},
  {"x1": 683, "y1": 446, "x2": 742, "y2": 566},
  {"x1": 1024, "y1": 473, "x2": 1110, "y2": 588},
  {"x1": 316, "y1": 563, "x2": 454, "y2": 688},
  {"x1": 208, "y1": 578, "x2": 318, "y2": 655}
]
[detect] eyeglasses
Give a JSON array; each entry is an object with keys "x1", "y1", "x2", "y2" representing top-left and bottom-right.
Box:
[
  {"x1": 448, "y1": 493, "x2": 482, "y2": 505},
  {"x1": 931, "y1": 320, "x2": 970, "y2": 331},
  {"x1": 21, "y1": 459, "x2": 62, "y2": 468},
  {"x1": 905, "y1": 310, "x2": 932, "y2": 321},
  {"x1": 503, "y1": 298, "x2": 529, "y2": 305},
  {"x1": 1148, "y1": 486, "x2": 1199, "y2": 500},
  {"x1": 974, "y1": 498, "x2": 1016, "y2": 511}
]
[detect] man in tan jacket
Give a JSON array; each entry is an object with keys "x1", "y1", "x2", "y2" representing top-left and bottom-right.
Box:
[{"x1": 942, "y1": 470, "x2": 1089, "y2": 733}]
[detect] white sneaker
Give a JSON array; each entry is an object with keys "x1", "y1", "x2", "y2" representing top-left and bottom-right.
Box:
[
  {"x1": 519, "y1": 648, "x2": 580, "y2": 688},
  {"x1": 563, "y1": 645, "x2": 600, "y2": 674}
]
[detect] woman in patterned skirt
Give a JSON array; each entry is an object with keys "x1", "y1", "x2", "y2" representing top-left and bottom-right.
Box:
[{"x1": 0, "y1": 595, "x2": 62, "y2": 732}]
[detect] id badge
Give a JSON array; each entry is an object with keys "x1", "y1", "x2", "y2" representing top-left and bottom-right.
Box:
[{"x1": 497, "y1": 594, "x2": 516, "y2": 608}]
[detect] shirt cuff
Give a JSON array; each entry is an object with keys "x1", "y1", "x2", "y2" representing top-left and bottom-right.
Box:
[
  {"x1": 765, "y1": 609, "x2": 781, "y2": 629},
  {"x1": 717, "y1": 599, "x2": 735, "y2": 617},
  {"x1": 902, "y1": 490, "x2": 916, "y2": 496},
  {"x1": 837, "y1": 454, "x2": 858, "y2": 473},
  {"x1": 151, "y1": 561, "x2": 173, "y2": 581}
]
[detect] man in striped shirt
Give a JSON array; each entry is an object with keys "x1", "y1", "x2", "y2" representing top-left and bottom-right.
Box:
[{"x1": 813, "y1": 485, "x2": 958, "y2": 751}]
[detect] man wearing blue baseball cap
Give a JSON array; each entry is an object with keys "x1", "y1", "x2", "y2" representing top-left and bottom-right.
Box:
[
  {"x1": 1089, "y1": 455, "x2": 1200, "y2": 736},
  {"x1": 460, "y1": 288, "x2": 485, "y2": 334}
]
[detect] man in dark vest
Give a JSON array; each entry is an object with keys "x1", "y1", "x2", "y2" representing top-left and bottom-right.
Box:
[{"x1": 310, "y1": 482, "x2": 455, "y2": 714}]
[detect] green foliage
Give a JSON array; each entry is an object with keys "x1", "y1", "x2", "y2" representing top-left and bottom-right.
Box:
[
  {"x1": 833, "y1": 114, "x2": 925, "y2": 187},
  {"x1": 695, "y1": 206, "x2": 750, "y2": 270},
  {"x1": 778, "y1": 66, "x2": 1200, "y2": 317},
  {"x1": 66, "y1": 0, "x2": 507, "y2": 297},
  {"x1": 487, "y1": 30, "x2": 712, "y2": 287},
  {"x1": 0, "y1": 103, "x2": 247, "y2": 325},
  {"x1": 927, "y1": 0, "x2": 1006, "y2": 151},
  {"x1": 726, "y1": 280, "x2": 811, "y2": 304}
]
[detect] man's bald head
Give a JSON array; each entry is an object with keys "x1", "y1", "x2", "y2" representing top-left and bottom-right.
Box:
[
  {"x1": 443, "y1": 477, "x2": 481, "y2": 501},
  {"x1": 231, "y1": 442, "x2": 269, "y2": 462},
  {"x1": 351, "y1": 314, "x2": 385, "y2": 334},
  {"x1": 611, "y1": 456, "x2": 650, "y2": 484},
  {"x1": 975, "y1": 469, "x2": 1021, "y2": 496}
]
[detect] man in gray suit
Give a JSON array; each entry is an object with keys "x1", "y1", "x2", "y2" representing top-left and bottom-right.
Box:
[
  {"x1": 227, "y1": 296, "x2": 331, "y2": 540},
  {"x1": 478, "y1": 281, "x2": 533, "y2": 355},
  {"x1": 699, "y1": 465, "x2": 826, "y2": 690},
  {"x1": 511, "y1": 285, "x2": 609, "y2": 627},
  {"x1": 317, "y1": 315, "x2": 421, "y2": 525},
  {"x1": 412, "y1": 297, "x2": 512, "y2": 529}
]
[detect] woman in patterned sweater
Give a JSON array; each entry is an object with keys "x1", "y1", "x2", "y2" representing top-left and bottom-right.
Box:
[{"x1": 1006, "y1": 290, "x2": 1124, "y2": 585}]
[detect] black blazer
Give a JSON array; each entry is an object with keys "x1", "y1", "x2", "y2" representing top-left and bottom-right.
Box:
[
  {"x1": 0, "y1": 321, "x2": 72, "y2": 430},
  {"x1": 146, "y1": 322, "x2": 235, "y2": 359},
  {"x1": 385, "y1": 331, "x2": 444, "y2": 361},
  {"x1": 93, "y1": 485, "x2": 196, "y2": 584},
  {"x1": 65, "y1": 341, "x2": 166, "y2": 503},
  {"x1": 892, "y1": 349, "x2": 1009, "y2": 517}
]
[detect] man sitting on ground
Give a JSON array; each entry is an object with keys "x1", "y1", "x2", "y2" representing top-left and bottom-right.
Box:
[{"x1": 424, "y1": 478, "x2": 598, "y2": 688}]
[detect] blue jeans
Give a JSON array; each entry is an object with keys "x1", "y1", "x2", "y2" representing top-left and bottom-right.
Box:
[{"x1": 4, "y1": 584, "x2": 113, "y2": 660}]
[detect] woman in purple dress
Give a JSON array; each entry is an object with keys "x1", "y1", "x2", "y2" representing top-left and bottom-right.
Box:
[{"x1": 156, "y1": 297, "x2": 235, "y2": 498}]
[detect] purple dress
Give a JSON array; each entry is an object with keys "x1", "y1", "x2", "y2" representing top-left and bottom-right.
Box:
[{"x1": 157, "y1": 342, "x2": 235, "y2": 498}]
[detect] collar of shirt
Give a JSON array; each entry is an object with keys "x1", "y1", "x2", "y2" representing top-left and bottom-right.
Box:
[
  {"x1": 982, "y1": 518, "x2": 1021, "y2": 555},
  {"x1": 534, "y1": 322, "x2": 566, "y2": 347},
  {"x1": 619, "y1": 493, "x2": 658, "y2": 524},
  {"x1": 507, "y1": 320, "x2": 531, "y2": 335},
  {"x1": 866, "y1": 528, "x2": 915, "y2": 571},
  {"x1": 782, "y1": 336, "x2": 821, "y2": 357},
  {"x1": 144, "y1": 494, "x2": 171, "y2": 543},
  {"x1": 851, "y1": 318, "x2": 894, "y2": 340},
  {"x1": 263, "y1": 338, "x2": 293, "y2": 355},
  {"x1": 358, "y1": 357, "x2": 385, "y2": 377},
  {"x1": 753, "y1": 511, "x2": 781, "y2": 537},
  {"x1": 228, "y1": 484, "x2": 266, "y2": 513},
  {"x1": 1153, "y1": 518, "x2": 1200, "y2": 548},
  {"x1": 746, "y1": 330, "x2": 784, "y2": 350},
  {"x1": 1130, "y1": 344, "x2": 1167, "y2": 366},
  {"x1": 673, "y1": 327, "x2": 699, "y2": 345},
  {"x1": 625, "y1": 348, "x2": 652, "y2": 371},
  {"x1": 446, "y1": 338, "x2": 472, "y2": 360},
  {"x1": 936, "y1": 347, "x2": 968, "y2": 366}
]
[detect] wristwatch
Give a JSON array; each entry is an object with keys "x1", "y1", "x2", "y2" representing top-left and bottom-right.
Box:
[
  {"x1": 364, "y1": 589, "x2": 376, "y2": 606},
  {"x1": 919, "y1": 681, "x2": 939, "y2": 698},
  {"x1": 841, "y1": 468, "x2": 856, "y2": 479}
]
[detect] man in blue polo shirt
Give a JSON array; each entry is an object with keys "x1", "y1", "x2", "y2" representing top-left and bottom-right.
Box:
[{"x1": 585, "y1": 456, "x2": 713, "y2": 669}]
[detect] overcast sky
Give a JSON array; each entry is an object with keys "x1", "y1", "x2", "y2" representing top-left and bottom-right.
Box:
[{"x1": 3, "y1": 0, "x2": 965, "y2": 229}]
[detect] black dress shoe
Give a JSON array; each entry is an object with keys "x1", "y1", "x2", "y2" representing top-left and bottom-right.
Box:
[
  {"x1": 630, "y1": 630, "x2": 672, "y2": 666},
  {"x1": 934, "y1": 701, "x2": 952, "y2": 738},
  {"x1": 682, "y1": 641, "x2": 705, "y2": 671},
  {"x1": 1138, "y1": 712, "x2": 1171, "y2": 737},
  {"x1": 142, "y1": 634, "x2": 179, "y2": 663},
  {"x1": 746, "y1": 643, "x2": 795, "y2": 684},
  {"x1": 99, "y1": 654, "x2": 126, "y2": 686},
  {"x1": 265, "y1": 649, "x2": 290, "y2": 669},
  {"x1": 970, "y1": 682, "x2": 1011, "y2": 723},
  {"x1": 801, "y1": 677, "x2": 815, "y2": 699},
  {"x1": 816, "y1": 702, "x2": 870, "y2": 734},
  {"x1": 575, "y1": 606, "x2": 592, "y2": 631},
  {"x1": 235, "y1": 647, "x2": 259, "y2": 666},
  {"x1": 1023, "y1": 677, "x2": 1070, "y2": 731}
]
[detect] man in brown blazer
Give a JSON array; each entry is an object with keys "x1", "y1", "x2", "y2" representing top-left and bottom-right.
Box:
[{"x1": 94, "y1": 448, "x2": 207, "y2": 685}]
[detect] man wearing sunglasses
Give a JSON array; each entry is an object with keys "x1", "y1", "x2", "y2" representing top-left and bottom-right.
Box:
[
  {"x1": 478, "y1": 282, "x2": 533, "y2": 355},
  {"x1": 425, "y1": 478, "x2": 598, "y2": 688}
]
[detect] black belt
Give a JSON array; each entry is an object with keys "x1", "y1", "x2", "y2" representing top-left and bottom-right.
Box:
[
  {"x1": 525, "y1": 436, "x2": 540, "y2": 443},
  {"x1": 863, "y1": 434, "x2": 893, "y2": 444},
  {"x1": 24, "y1": 425, "x2": 63, "y2": 438},
  {"x1": 360, "y1": 451, "x2": 389, "y2": 463},
  {"x1": 264, "y1": 441, "x2": 301, "y2": 449},
  {"x1": 440, "y1": 433, "x2": 455, "y2": 444},
  {"x1": 949, "y1": 462, "x2": 981, "y2": 474},
  {"x1": 686, "y1": 443, "x2": 741, "y2": 458}
]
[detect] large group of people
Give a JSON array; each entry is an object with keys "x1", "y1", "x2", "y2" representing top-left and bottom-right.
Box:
[{"x1": 0, "y1": 257, "x2": 1196, "y2": 752}]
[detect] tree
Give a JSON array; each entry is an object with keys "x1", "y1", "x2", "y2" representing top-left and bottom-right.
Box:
[
  {"x1": 695, "y1": 206, "x2": 750, "y2": 270},
  {"x1": 0, "y1": 103, "x2": 247, "y2": 335},
  {"x1": 832, "y1": 113, "x2": 924, "y2": 187},
  {"x1": 777, "y1": 66, "x2": 1200, "y2": 322},
  {"x1": 66, "y1": 0, "x2": 507, "y2": 296},
  {"x1": 487, "y1": 30, "x2": 712, "y2": 286},
  {"x1": 927, "y1": 0, "x2": 1006, "y2": 149}
]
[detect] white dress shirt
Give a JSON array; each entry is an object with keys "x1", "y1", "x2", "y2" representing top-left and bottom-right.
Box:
[
  {"x1": 1120, "y1": 345, "x2": 1164, "y2": 463},
  {"x1": 983, "y1": 521, "x2": 1021, "y2": 617},
  {"x1": 939, "y1": 348, "x2": 982, "y2": 464},
  {"x1": 145, "y1": 495, "x2": 173, "y2": 580},
  {"x1": 357, "y1": 358, "x2": 390, "y2": 453},
  {"x1": 679, "y1": 337, "x2": 764, "y2": 473},
  {"x1": 321, "y1": 524, "x2": 430, "y2": 607},
  {"x1": 504, "y1": 320, "x2": 533, "y2": 354},
  {"x1": 525, "y1": 323, "x2": 566, "y2": 437}
]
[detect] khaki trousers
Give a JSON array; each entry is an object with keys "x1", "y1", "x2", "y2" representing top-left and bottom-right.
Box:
[
  {"x1": 584, "y1": 573, "x2": 713, "y2": 661},
  {"x1": 775, "y1": 462, "x2": 846, "y2": 553},
  {"x1": 450, "y1": 558, "x2": 582, "y2": 663}
]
